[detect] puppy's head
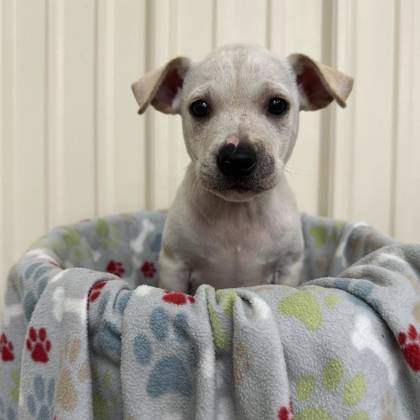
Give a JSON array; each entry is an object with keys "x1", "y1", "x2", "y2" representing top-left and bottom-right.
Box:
[{"x1": 132, "y1": 44, "x2": 353, "y2": 202}]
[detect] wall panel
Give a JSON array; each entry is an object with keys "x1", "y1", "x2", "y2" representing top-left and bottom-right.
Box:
[
  {"x1": 2, "y1": 0, "x2": 48, "y2": 274},
  {"x1": 59, "y1": 0, "x2": 97, "y2": 223},
  {"x1": 328, "y1": 0, "x2": 357, "y2": 222},
  {"x1": 392, "y1": 0, "x2": 420, "y2": 241},
  {"x1": 215, "y1": 0, "x2": 267, "y2": 46},
  {"x1": 144, "y1": 0, "x2": 173, "y2": 209},
  {"x1": 0, "y1": 0, "x2": 6, "y2": 302},
  {"x1": 347, "y1": 0, "x2": 396, "y2": 233},
  {"x1": 96, "y1": 0, "x2": 148, "y2": 216}
]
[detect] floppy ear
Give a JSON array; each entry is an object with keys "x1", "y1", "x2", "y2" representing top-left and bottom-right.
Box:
[
  {"x1": 131, "y1": 56, "x2": 192, "y2": 114},
  {"x1": 288, "y1": 53, "x2": 353, "y2": 111}
]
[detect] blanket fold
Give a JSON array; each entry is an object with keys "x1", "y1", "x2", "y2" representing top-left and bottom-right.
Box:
[{"x1": 0, "y1": 211, "x2": 419, "y2": 419}]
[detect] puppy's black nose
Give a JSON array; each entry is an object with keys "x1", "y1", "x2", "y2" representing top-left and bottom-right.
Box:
[{"x1": 217, "y1": 143, "x2": 257, "y2": 177}]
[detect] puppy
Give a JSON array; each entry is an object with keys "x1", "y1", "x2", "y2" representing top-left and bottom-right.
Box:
[{"x1": 132, "y1": 44, "x2": 353, "y2": 293}]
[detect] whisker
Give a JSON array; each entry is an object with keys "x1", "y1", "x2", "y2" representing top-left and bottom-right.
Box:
[{"x1": 284, "y1": 165, "x2": 311, "y2": 176}]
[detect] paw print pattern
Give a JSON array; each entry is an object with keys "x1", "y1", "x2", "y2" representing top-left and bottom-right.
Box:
[
  {"x1": 0, "y1": 396, "x2": 16, "y2": 420},
  {"x1": 278, "y1": 289, "x2": 341, "y2": 331},
  {"x1": 278, "y1": 400, "x2": 293, "y2": 420},
  {"x1": 9, "y1": 369, "x2": 20, "y2": 403},
  {"x1": 92, "y1": 366, "x2": 122, "y2": 420},
  {"x1": 57, "y1": 337, "x2": 90, "y2": 412},
  {"x1": 133, "y1": 307, "x2": 197, "y2": 398},
  {"x1": 140, "y1": 261, "x2": 157, "y2": 278},
  {"x1": 398, "y1": 324, "x2": 420, "y2": 371},
  {"x1": 162, "y1": 291, "x2": 195, "y2": 305},
  {"x1": 26, "y1": 375, "x2": 55, "y2": 419},
  {"x1": 294, "y1": 357, "x2": 368, "y2": 419},
  {"x1": 0, "y1": 334, "x2": 14, "y2": 362},
  {"x1": 26, "y1": 327, "x2": 51, "y2": 363},
  {"x1": 106, "y1": 260, "x2": 125, "y2": 277},
  {"x1": 88, "y1": 281, "x2": 106, "y2": 303},
  {"x1": 23, "y1": 259, "x2": 57, "y2": 321}
]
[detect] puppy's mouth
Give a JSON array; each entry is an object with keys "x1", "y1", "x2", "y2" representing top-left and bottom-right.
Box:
[
  {"x1": 228, "y1": 184, "x2": 253, "y2": 192},
  {"x1": 198, "y1": 170, "x2": 277, "y2": 201},
  {"x1": 224, "y1": 181, "x2": 260, "y2": 193},
  {"x1": 196, "y1": 149, "x2": 279, "y2": 201},
  {"x1": 204, "y1": 180, "x2": 273, "y2": 202}
]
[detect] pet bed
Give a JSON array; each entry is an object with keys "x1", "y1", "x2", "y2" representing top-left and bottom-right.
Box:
[{"x1": 0, "y1": 210, "x2": 419, "y2": 419}]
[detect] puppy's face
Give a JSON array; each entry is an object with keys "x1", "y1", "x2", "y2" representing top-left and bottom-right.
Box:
[
  {"x1": 132, "y1": 44, "x2": 353, "y2": 202},
  {"x1": 180, "y1": 46, "x2": 299, "y2": 202}
]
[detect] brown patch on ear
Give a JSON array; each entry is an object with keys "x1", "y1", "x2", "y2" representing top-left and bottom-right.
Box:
[
  {"x1": 288, "y1": 53, "x2": 353, "y2": 111},
  {"x1": 131, "y1": 56, "x2": 191, "y2": 115},
  {"x1": 296, "y1": 64, "x2": 333, "y2": 109},
  {"x1": 152, "y1": 67, "x2": 185, "y2": 112}
]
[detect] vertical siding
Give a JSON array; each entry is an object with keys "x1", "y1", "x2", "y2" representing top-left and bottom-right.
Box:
[
  {"x1": 350, "y1": 0, "x2": 396, "y2": 232},
  {"x1": 328, "y1": 0, "x2": 357, "y2": 222},
  {"x1": 95, "y1": 0, "x2": 148, "y2": 216},
  {"x1": 59, "y1": 1, "x2": 97, "y2": 223},
  {"x1": 214, "y1": 0, "x2": 267, "y2": 46},
  {"x1": 0, "y1": 0, "x2": 5, "y2": 305},
  {"x1": 1, "y1": 0, "x2": 419, "y2": 303},
  {"x1": 392, "y1": 0, "x2": 420, "y2": 241}
]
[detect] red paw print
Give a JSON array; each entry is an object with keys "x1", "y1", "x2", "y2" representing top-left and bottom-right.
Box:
[
  {"x1": 162, "y1": 291, "x2": 195, "y2": 305},
  {"x1": 0, "y1": 333, "x2": 14, "y2": 362},
  {"x1": 398, "y1": 324, "x2": 420, "y2": 371},
  {"x1": 106, "y1": 260, "x2": 125, "y2": 277},
  {"x1": 88, "y1": 281, "x2": 106, "y2": 303},
  {"x1": 26, "y1": 327, "x2": 51, "y2": 363},
  {"x1": 140, "y1": 261, "x2": 157, "y2": 278},
  {"x1": 278, "y1": 400, "x2": 294, "y2": 420}
]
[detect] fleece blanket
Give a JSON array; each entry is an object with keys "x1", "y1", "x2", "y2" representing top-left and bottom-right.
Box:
[{"x1": 0, "y1": 211, "x2": 419, "y2": 420}]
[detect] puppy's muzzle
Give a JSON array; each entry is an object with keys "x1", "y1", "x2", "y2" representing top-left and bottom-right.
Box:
[{"x1": 216, "y1": 143, "x2": 257, "y2": 177}]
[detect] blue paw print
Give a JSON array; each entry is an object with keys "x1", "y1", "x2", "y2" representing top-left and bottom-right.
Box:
[
  {"x1": 23, "y1": 260, "x2": 57, "y2": 321},
  {"x1": 150, "y1": 233, "x2": 162, "y2": 253},
  {"x1": 26, "y1": 375, "x2": 55, "y2": 420},
  {"x1": 116, "y1": 290, "x2": 131, "y2": 315},
  {"x1": 332, "y1": 277, "x2": 387, "y2": 312},
  {"x1": 333, "y1": 278, "x2": 374, "y2": 300},
  {"x1": 91, "y1": 289, "x2": 122, "y2": 363},
  {"x1": 0, "y1": 397, "x2": 16, "y2": 420},
  {"x1": 133, "y1": 308, "x2": 198, "y2": 398}
]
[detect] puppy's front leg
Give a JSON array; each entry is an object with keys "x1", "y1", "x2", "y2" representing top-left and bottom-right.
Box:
[
  {"x1": 274, "y1": 255, "x2": 303, "y2": 287},
  {"x1": 158, "y1": 248, "x2": 191, "y2": 293}
]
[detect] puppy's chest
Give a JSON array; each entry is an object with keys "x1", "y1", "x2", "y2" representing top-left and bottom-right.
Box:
[{"x1": 189, "y1": 218, "x2": 289, "y2": 287}]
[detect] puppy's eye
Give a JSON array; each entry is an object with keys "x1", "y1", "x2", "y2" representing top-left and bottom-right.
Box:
[
  {"x1": 268, "y1": 97, "x2": 288, "y2": 115},
  {"x1": 190, "y1": 100, "x2": 210, "y2": 118}
]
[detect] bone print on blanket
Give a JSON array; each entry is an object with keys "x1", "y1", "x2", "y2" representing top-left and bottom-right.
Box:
[{"x1": 0, "y1": 211, "x2": 419, "y2": 419}]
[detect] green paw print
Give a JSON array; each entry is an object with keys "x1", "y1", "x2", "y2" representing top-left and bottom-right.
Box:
[
  {"x1": 10, "y1": 369, "x2": 19, "y2": 402},
  {"x1": 92, "y1": 367, "x2": 121, "y2": 420},
  {"x1": 95, "y1": 218, "x2": 123, "y2": 251},
  {"x1": 309, "y1": 223, "x2": 343, "y2": 248},
  {"x1": 208, "y1": 290, "x2": 237, "y2": 351},
  {"x1": 278, "y1": 287, "x2": 340, "y2": 331},
  {"x1": 63, "y1": 227, "x2": 81, "y2": 247},
  {"x1": 295, "y1": 358, "x2": 368, "y2": 420}
]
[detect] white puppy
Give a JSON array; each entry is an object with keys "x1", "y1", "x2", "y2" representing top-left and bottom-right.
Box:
[{"x1": 132, "y1": 44, "x2": 353, "y2": 293}]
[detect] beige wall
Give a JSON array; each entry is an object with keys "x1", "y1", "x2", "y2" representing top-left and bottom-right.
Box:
[{"x1": 1, "y1": 0, "x2": 420, "y2": 302}]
